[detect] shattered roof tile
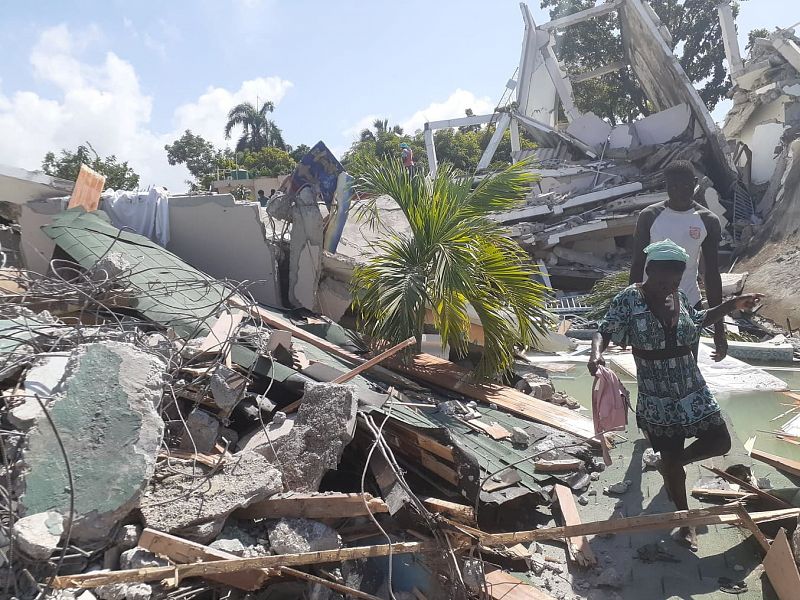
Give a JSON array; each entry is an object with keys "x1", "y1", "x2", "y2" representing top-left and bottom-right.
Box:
[{"x1": 43, "y1": 209, "x2": 227, "y2": 338}]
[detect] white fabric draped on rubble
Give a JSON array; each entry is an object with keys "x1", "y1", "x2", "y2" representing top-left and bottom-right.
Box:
[{"x1": 100, "y1": 187, "x2": 170, "y2": 247}]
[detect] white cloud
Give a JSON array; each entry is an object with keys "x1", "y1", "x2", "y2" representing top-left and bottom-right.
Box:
[
  {"x1": 0, "y1": 24, "x2": 292, "y2": 192},
  {"x1": 174, "y1": 77, "x2": 293, "y2": 148},
  {"x1": 342, "y1": 89, "x2": 495, "y2": 145},
  {"x1": 341, "y1": 113, "x2": 381, "y2": 139},
  {"x1": 400, "y1": 89, "x2": 494, "y2": 134}
]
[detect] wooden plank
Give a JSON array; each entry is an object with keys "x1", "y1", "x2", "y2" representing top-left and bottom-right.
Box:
[
  {"x1": 158, "y1": 450, "x2": 228, "y2": 469},
  {"x1": 332, "y1": 337, "x2": 416, "y2": 384},
  {"x1": 393, "y1": 353, "x2": 595, "y2": 441},
  {"x1": 734, "y1": 505, "x2": 771, "y2": 555},
  {"x1": 54, "y1": 507, "x2": 800, "y2": 590},
  {"x1": 745, "y1": 436, "x2": 800, "y2": 477},
  {"x1": 484, "y1": 568, "x2": 557, "y2": 600},
  {"x1": 534, "y1": 458, "x2": 584, "y2": 473},
  {"x1": 691, "y1": 487, "x2": 754, "y2": 501},
  {"x1": 137, "y1": 528, "x2": 273, "y2": 590},
  {"x1": 463, "y1": 418, "x2": 512, "y2": 440},
  {"x1": 474, "y1": 506, "x2": 800, "y2": 548},
  {"x1": 235, "y1": 492, "x2": 389, "y2": 520},
  {"x1": 553, "y1": 484, "x2": 597, "y2": 567},
  {"x1": 421, "y1": 497, "x2": 476, "y2": 525},
  {"x1": 419, "y1": 453, "x2": 459, "y2": 485},
  {"x1": 68, "y1": 164, "x2": 105, "y2": 211},
  {"x1": 199, "y1": 310, "x2": 244, "y2": 353},
  {"x1": 702, "y1": 465, "x2": 791, "y2": 509},
  {"x1": 231, "y1": 297, "x2": 363, "y2": 366},
  {"x1": 763, "y1": 528, "x2": 800, "y2": 600}
]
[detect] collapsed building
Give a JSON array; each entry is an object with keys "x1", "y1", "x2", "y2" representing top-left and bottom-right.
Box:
[{"x1": 2, "y1": 1, "x2": 800, "y2": 599}]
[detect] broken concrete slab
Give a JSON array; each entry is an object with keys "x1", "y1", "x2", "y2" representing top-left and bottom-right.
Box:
[
  {"x1": 140, "y1": 451, "x2": 282, "y2": 541},
  {"x1": 165, "y1": 194, "x2": 282, "y2": 308},
  {"x1": 238, "y1": 413, "x2": 296, "y2": 453},
  {"x1": 255, "y1": 382, "x2": 358, "y2": 491},
  {"x1": 633, "y1": 103, "x2": 692, "y2": 145},
  {"x1": 565, "y1": 112, "x2": 612, "y2": 148},
  {"x1": 18, "y1": 342, "x2": 166, "y2": 543},
  {"x1": 12, "y1": 511, "x2": 64, "y2": 560},
  {"x1": 179, "y1": 408, "x2": 220, "y2": 453},
  {"x1": 268, "y1": 518, "x2": 342, "y2": 555}
]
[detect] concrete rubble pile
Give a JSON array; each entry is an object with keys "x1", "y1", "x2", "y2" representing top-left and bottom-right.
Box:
[
  {"x1": 2, "y1": 2, "x2": 800, "y2": 599},
  {"x1": 0, "y1": 164, "x2": 600, "y2": 600}
]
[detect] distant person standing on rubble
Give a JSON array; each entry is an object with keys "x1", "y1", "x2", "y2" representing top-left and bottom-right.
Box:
[
  {"x1": 400, "y1": 142, "x2": 415, "y2": 176},
  {"x1": 588, "y1": 239, "x2": 762, "y2": 551},
  {"x1": 629, "y1": 160, "x2": 727, "y2": 362}
]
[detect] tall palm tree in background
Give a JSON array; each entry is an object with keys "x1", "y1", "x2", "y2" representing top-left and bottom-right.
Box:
[
  {"x1": 358, "y1": 118, "x2": 404, "y2": 142},
  {"x1": 351, "y1": 158, "x2": 552, "y2": 378},
  {"x1": 224, "y1": 101, "x2": 286, "y2": 152}
]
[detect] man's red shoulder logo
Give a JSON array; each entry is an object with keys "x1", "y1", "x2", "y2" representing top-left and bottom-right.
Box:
[{"x1": 689, "y1": 226, "x2": 702, "y2": 240}]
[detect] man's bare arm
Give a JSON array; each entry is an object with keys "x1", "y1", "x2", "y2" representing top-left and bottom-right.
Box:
[
  {"x1": 629, "y1": 210, "x2": 654, "y2": 284},
  {"x1": 701, "y1": 214, "x2": 727, "y2": 360}
]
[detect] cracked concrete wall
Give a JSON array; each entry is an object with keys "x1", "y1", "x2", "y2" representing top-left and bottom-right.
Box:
[
  {"x1": 18, "y1": 342, "x2": 166, "y2": 543},
  {"x1": 166, "y1": 194, "x2": 282, "y2": 307}
]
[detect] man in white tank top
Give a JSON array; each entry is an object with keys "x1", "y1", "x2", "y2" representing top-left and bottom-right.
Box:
[{"x1": 630, "y1": 160, "x2": 727, "y2": 361}]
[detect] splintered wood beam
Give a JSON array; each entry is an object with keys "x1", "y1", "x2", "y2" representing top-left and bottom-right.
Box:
[
  {"x1": 234, "y1": 492, "x2": 389, "y2": 520},
  {"x1": 332, "y1": 337, "x2": 416, "y2": 384},
  {"x1": 421, "y1": 497, "x2": 477, "y2": 525},
  {"x1": 553, "y1": 484, "x2": 597, "y2": 567},
  {"x1": 701, "y1": 465, "x2": 791, "y2": 509},
  {"x1": 745, "y1": 441, "x2": 800, "y2": 478},
  {"x1": 763, "y1": 528, "x2": 800, "y2": 600},
  {"x1": 137, "y1": 528, "x2": 274, "y2": 590},
  {"x1": 54, "y1": 507, "x2": 800, "y2": 590}
]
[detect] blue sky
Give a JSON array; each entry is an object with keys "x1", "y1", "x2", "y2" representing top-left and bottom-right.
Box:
[{"x1": 1, "y1": 0, "x2": 797, "y2": 191}]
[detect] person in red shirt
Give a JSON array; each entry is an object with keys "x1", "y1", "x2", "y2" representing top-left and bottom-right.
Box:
[{"x1": 400, "y1": 142, "x2": 414, "y2": 176}]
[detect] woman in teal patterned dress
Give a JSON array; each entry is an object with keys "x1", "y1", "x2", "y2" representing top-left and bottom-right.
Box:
[{"x1": 587, "y1": 240, "x2": 762, "y2": 549}]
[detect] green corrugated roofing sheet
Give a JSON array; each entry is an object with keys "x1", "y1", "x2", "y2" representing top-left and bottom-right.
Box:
[{"x1": 43, "y1": 209, "x2": 227, "y2": 338}]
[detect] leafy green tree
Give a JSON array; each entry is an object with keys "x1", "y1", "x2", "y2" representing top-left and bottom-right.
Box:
[
  {"x1": 343, "y1": 112, "x2": 536, "y2": 175},
  {"x1": 541, "y1": 0, "x2": 746, "y2": 123},
  {"x1": 42, "y1": 143, "x2": 139, "y2": 190},
  {"x1": 224, "y1": 101, "x2": 286, "y2": 151},
  {"x1": 289, "y1": 143, "x2": 312, "y2": 163},
  {"x1": 746, "y1": 27, "x2": 769, "y2": 51},
  {"x1": 351, "y1": 158, "x2": 551, "y2": 378},
  {"x1": 238, "y1": 147, "x2": 296, "y2": 177},
  {"x1": 164, "y1": 130, "x2": 228, "y2": 190}
]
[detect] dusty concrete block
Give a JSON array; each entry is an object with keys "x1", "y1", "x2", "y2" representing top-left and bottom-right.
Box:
[
  {"x1": 260, "y1": 382, "x2": 358, "y2": 491},
  {"x1": 179, "y1": 408, "x2": 219, "y2": 453},
  {"x1": 120, "y1": 548, "x2": 168, "y2": 570},
  {"x1": 210, "y1": 365, "x2": 246, "y2": 414},
  {"x1": 209, "y1": 538, "x2": 247, "y2": 555},
  {"x1": 12, "y1": 511, "x2": 64, "y2": 560},
  {"x1": 97, "y1": 583, "x2": 152, "y2": 600},
  {"x1": 317, "y1": 277, "x2": 352, "y2": 322},
  {"x1": 238, "y1": 412, "x2": 296, "y2": 453},
  {"x1": 268, "y1": 518, "x2": 341, "y2": 554},
  {"x1": 511, "y1": 427, "x2": 530, "y2": 446},
  {"x1": 18, "y1": 342, "x2": 166, "y2": 543},
  {"x1": 140, "y1": 451, "x2": 282, "y2": 540}
]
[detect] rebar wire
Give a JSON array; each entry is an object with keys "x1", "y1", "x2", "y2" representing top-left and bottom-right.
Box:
[
  {"x1": 0, "y1": 251, "x2": 286, "y2": 595},
  {"x1": 31, "y1": 394, "x2": 74, "y2": 600}
]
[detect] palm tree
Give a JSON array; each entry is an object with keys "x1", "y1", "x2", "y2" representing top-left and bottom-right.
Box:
[
  {"x1": 351, "y1": 158, "x2": 551, "y2": 378},
  {"x1": 224, "y1": 101, "x2": 286, "y2": 152}
]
